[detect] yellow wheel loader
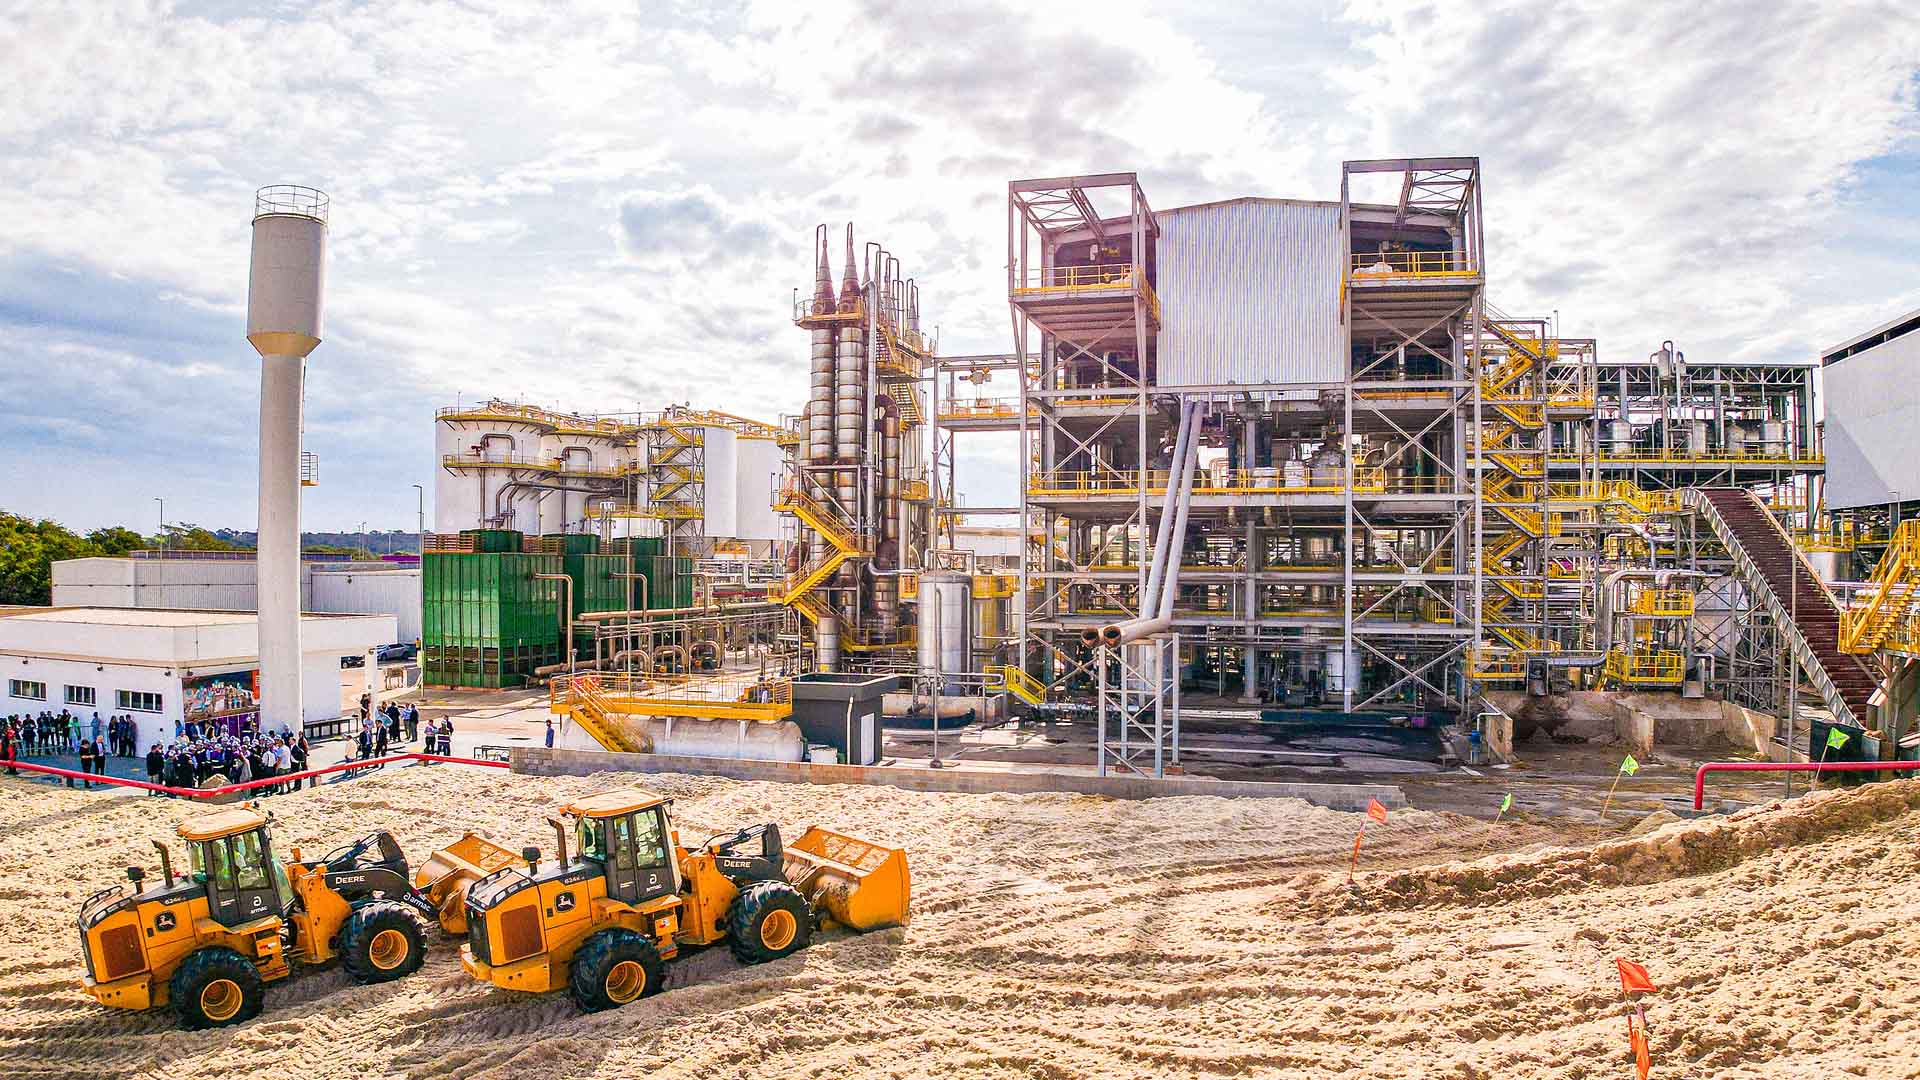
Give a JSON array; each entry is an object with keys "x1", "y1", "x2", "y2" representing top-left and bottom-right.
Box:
[
  {"x1": 459, "y1": 787, "x2": 909, "y2": 1011},
  {"x1": 77, "y1": 805, "x2": 518, "y2": 1029}
]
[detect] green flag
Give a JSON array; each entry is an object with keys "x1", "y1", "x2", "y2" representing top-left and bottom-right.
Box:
[
  {"x1": 1620, "y1": 754, "x2": 1640, "y2": 776},
  {"x1": 1499, "y1": 793, "x2": 1513, "y2": 812},
  {"x1": 1827, "y1": 727, "x2": 1850, "y2": 750}
]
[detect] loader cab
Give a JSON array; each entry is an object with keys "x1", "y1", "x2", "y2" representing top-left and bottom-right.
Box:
[
  {"x1": 179, "y1": 808, "x2": 290, "y2": 928},
  {"x1": 563, "y1": 789, "x2": 679, "y2": 906}
]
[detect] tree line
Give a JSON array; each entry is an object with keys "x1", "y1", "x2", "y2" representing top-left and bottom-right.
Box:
[{"x1": 0, "y1": 512, "x2": 394, "y2": 606}]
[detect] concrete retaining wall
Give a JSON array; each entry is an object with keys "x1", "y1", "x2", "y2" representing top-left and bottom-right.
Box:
[{"x1": 511, "y1": 747, "x2": 1406, "y2": 810}]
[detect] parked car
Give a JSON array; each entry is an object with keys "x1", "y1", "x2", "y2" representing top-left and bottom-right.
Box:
[
  {"x1": 341, "y1": 654, "x2": 366, "y2": 668},
  {"x1": 375, "y1": 642, "x2": 418, "y2": 664}
]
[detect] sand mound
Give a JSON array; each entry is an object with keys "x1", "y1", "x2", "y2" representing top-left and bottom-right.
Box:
[
  {"x1": 1302, "y1": 781, "x2": 1920, "y2": 916},
  {"x1": 2, "y1": 767, "x2": 1918, "y2": 1078}
]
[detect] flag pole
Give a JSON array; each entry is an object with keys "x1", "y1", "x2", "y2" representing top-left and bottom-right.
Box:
[{"x1": 1601, "y1": 764, "x2": 1625, "y2": 820}]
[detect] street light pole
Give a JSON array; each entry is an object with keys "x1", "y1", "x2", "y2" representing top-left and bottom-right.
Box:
[{"x1": 410, "y1": 483, "x2": 425, "y2": 552}]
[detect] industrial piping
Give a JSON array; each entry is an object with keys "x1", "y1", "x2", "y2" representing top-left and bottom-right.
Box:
[{"x1": 1101, "y1": 400, "x2": 1204, "y2": 645}]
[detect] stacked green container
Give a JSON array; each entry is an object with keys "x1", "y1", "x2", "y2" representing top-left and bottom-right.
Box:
[
  {"x1": 421, "y1": 550, "x2": 563, "y2": 688},
  {"x1": 652, "y1": 554, "x2": 695, "y2": 608}
]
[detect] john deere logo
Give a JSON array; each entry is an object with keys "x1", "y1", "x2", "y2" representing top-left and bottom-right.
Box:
[
  {"x1": 554, "y1": 892, "x2": 575, "y2": 912},
  {"x1": 154, "y1": 912, "x2": 176, "y2": 932}
]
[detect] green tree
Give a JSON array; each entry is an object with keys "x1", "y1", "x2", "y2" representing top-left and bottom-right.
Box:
[
  {"x1": 161, "y1": 523, "x2": 242, "y2": 551},
  {"x1": 85, "y1": 525, "x2": 147, "y2": 555},
  {"x1": 0, "y1": 512, "x2": 97, "y2": 605}
]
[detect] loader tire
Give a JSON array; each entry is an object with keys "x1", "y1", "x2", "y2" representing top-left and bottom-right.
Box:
[
  {"x1": 726, "y1": 880, "x2": 812, "y2": 965},
  {"x1": 568, "y1": 928, "x2": 665, "y2": 1012},
  {"x1": 170, "y1": 946, "x2": 264, "y2": 1029},
  {"x1": 340, "y1": 900, "x2": 426, "y2": 984}
]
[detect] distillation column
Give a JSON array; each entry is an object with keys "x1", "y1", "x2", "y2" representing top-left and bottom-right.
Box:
[{"x1": 246, "y1": 186, "x2": 328, "y2": 732}]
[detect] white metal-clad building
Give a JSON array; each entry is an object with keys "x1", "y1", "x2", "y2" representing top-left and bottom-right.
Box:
[
  {"x1": 1154, "y1": 197, "x2": 1346, "y2": 387},
  {"x1": 1821, "y1": 308, "x2": 1920, "y2": 509},
  {"x1": 733, "y1": 434, "x2": 784, "y2": 541},
  {"x1": 51, "y1": 557, "x2": 421, "y2": 644},
  {"x1": 0, "y1": 607, "x2": 394, "y2": 746}
]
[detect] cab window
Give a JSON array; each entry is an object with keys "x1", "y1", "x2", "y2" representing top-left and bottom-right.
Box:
[
  {"x1": 232, "y1": 830, "x2": 272, "y2": 891},
  {"x1": 575, "y1": 817, "x2": 605, "y2": 862},
  {"x1": 631, "y1": 809, "x2": 669, "y2": 868},
  {"x1": 189, "y1": 839, "x2": 232, "y2": 887},
  {"x1": 608, "y1": 815, "x2": 637, "y2": 874}
]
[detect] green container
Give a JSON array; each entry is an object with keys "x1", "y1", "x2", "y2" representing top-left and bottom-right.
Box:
[
  {"x1": 548, "y1": 533, "x2": 600, "y2": 555},
  {"x1": 422, "y1": 551, "x2": 564, "y2": 687},
  {"x1": 567, "y1": 552, "x2": 631, "y2": 614},
  {"x1": 652, "y1": 554, "x2": 694, "y2": 609},
  {"x1": 460, "y1": 528, "x2": 524, "y2": 554}
]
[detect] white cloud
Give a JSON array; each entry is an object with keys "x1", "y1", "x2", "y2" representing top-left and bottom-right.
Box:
[{"x1": 0, "y1": 0, "x2": 1915, "y2": 530}]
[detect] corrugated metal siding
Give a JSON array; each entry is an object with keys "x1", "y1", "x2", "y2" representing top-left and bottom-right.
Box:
[
  {"x1": 1155, "y1": 200, "x2": 1344, "y2": 387},
  {"x1": 1824, "y1": 330, "x2": 1920, "y2": 508}
]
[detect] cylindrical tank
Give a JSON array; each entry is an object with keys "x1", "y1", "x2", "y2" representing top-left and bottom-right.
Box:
[
  {"x1": 815, "y1": 616, "x2": 840, "y2": 672},
  {"x1": 918, "y1": 571, "x2": 973, "y2": 683},
  {"x1": 1761, "y1": 420, "x2": 1786, "y2": 454},
  {"x1": 247, "y1": 185, "x2": 328, "y2": 733},
  {"x1": 1324, "y1": 643, "x2": 1351, "y2": 695},
  {"x1": 809, "y1": 331, "x2": 835, "y2": 464},
  {"x1": 1686, "y1": 420, "x2": 1709, "y2": 455},
  {"x1": 734, "y1": 435, "x2": 783, "y2": 542},
  {"x1": 702, "y1": 425, "x2": 739, "y2": 539},
  {"x1": 628, "y1": 717, "x2": 806, "y2": 761}
]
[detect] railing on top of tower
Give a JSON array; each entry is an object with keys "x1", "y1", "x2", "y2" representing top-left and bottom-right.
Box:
[{"x1": 255, "y1": 184, "x2": 328, "y2": 222}]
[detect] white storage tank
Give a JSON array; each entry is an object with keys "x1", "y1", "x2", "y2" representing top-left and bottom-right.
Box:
[
  {"x1": 918, "y1": 571, "x2": 974, "y2": 688},
  {"x1": 435, "y1": 407, "x2": 551, "y2": 533},
  {"x1": 702, "y1": 424, "x2": 740, "y2": 539},
  {"x1": 734, "y1": 435, "x2": 784, "y2": 541}
]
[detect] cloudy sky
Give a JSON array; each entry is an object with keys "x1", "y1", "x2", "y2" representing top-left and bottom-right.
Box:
[{"x1": 2, "y1": 0, "x2": 1917, "y2": 533}]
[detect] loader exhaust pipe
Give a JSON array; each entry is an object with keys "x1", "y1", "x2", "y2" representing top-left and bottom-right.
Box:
[
  {"x1": 151, "y1": 840, "x2": 175, "y2": 888},
  {"x1": 547, "y1": 817, "x2": 570, "y2": 869}
]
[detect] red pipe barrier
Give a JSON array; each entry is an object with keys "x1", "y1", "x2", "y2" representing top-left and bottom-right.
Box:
[
  {"x1": 1693, "y1": 759, "x2": 1920, "y2": 810},
  {"x1": 0, "y1": 752, "x2": 508, "y2": 800}
]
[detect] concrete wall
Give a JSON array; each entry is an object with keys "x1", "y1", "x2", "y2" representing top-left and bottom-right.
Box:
[{"x1": 512, "y1": 746, "x2": 1407, "y2": 810}]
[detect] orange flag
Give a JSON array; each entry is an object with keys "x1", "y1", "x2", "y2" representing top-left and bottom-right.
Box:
[
  {"x1": 1630, "y1": 1022, "x2": 1652, "y2": 1080},
  {"x1": 1367, "y1": 798, "x2": 1390, "y2": 825},
  {"x1": 1616, "y1": 957, "x2": 1656, "y2": 995}
]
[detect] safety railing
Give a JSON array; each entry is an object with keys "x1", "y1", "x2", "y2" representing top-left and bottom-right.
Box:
[
  {"x1": 560, "y1": 671, "x2": 795, "y2": 721},
  {"x1": 1014, "y1": 262, "x2": 1138, "y2": 291},
  {"x1": 1603, "y1": 649, "x2": 1683, "y2": 685},
  {"x1": 255, "y1": 184, "x2": 329, "y2": 222},
  {"x1": 1028, "y1": 467, "x2": 1389, "y2": 497},
  {"x1": 422, "y1": 532, "x2": 478, "y2": 553},
  {"x1": 1348, "y1": 249, "x2": 1477, "y2": 279},
  {"x1": 1839, "y1": 519, "x2": 1920, "y2": 653},
  {"x1": 0, "y1": 752, "x2": 502, "y2": 799},
  {"x1": 1551, "y1": 449, "x2": 1825, "y2": 466},
  {"x1": 1628, "y1": 589, "x2": 1695, "y2": 617},
  {"x1": 441, "y1": 452, "x2": 556, "y2": 469}
]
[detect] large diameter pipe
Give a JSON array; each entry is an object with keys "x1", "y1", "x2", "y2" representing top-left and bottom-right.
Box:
[
  {"x1": 247, "y1": 186, "x2": 328, "y2": 734},
  {"x1": 1103, "y1": 402, "x2": 1202, "y2": 645},
  {"x1": 1140, "y1": 402, "x2": 1198, "y2": 615}
]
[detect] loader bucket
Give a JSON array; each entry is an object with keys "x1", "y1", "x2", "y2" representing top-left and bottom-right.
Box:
[
  {"x1": 414, "y1": 832, "x2": 522, "y2": 934},
  {"x1": 782, "y1": 826, "x2": 910, "y2": 932}
]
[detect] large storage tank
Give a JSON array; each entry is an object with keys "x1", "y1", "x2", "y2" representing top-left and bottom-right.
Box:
[
  {"x1": 702, "y1": 424, "x2": 739, "y2": 539},
  {"x1": 435, "y1": 406, "x2": 552, "y2": 533},
  {"x1": 734, "y1": 434, "x2": 783, "y2": 541}
]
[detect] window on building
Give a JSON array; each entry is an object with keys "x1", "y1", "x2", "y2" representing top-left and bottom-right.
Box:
[
  {"x1": 65, "y1": 685, "x2": 96, "y2": 707},
  {"x1": 116, "y1": 690, "x2": 162, "y2": 713},
  {"x1": 9, "y1": 679, "x2": 46, "y2": 701}
]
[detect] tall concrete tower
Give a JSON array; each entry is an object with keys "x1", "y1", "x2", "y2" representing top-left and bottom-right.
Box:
[{"x1": 247, "y1": 185, "x2": 328, "y2": 732}]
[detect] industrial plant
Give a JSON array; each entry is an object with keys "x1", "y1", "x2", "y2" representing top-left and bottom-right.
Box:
[{"x1": 380, "y1": 155, "x2": 1909, "y2": 786}]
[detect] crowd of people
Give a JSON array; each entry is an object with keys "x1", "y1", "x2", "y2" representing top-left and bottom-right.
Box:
[
  {"x1": 0, "y1": 709, "x2": 149, "y2": 782},
  {"x1": 0, "y1": 709, "x2": 146, "y2": 757},
  {"x1": 142, "y1": 726, "x2": 313, "y2": 797},
  {"x1": 1, "y1": 695, "x2": 454, "y2": 792}
]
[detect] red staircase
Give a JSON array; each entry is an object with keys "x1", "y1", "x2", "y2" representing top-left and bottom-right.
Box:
[{"x1": 1700, "y1": 489, "x2": 1877, "y2": 720}]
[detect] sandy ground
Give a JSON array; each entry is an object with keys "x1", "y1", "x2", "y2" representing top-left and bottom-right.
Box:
[{"x1": 1, "y1": 768, "x2": 1917, "y2": 1079}]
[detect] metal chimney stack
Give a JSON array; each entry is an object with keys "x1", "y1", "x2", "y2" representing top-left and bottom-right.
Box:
[{"x1": 247, "y1": 185, "x2": 328, "y2": 734}]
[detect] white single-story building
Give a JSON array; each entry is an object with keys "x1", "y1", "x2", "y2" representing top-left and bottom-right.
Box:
[
  {"x1": 50, "y1": 555, "x2": 422, "y2": 644},
  {"x1": 0, "y1": 606, "x2": 395, "y2": 748}
]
